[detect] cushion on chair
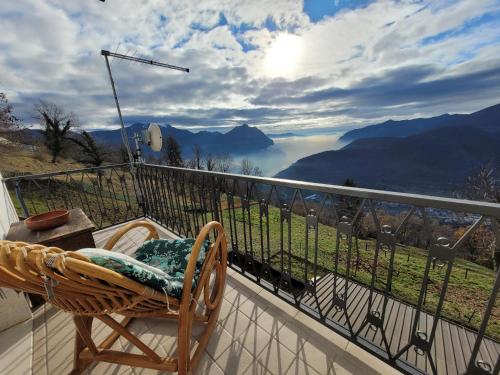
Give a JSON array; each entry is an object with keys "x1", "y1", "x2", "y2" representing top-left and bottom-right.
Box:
[
  {"x1": 135, "y1": 238, "x2": 209, "y2": 296},
  {"x1": 76, "y1": 248, "x2": 170, "y2": 292},
  {"x1": 76, "y1": 238, "x2": 208, "y2": 299}
]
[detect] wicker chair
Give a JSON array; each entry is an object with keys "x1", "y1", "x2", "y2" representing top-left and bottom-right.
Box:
[{"x1": 0, "y1": 220, "x2": 227, "y2": 375}]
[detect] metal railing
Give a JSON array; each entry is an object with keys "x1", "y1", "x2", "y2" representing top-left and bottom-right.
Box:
[
  {"x1": 136, "y1": 163, "x2": 500, "y2": 375},
  {"x1": 2, "y1": 163, "x2": 143, "y2": 230},
  {"x1": 2, "y1": 162, "x2": 499, "y2": 375}
]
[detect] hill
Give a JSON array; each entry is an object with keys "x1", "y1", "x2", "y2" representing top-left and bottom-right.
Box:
[
  {"x1": 90, "y1": 123, "x2": 273, "y2": 156},
  {"x1": 0, "y1": 142, "x2": 86, "y2": 177},
  {"x1": 266, "y1": 132, "x2": 299, "y2": 138},
  {"x1": 339, "y1": 102, "x2": 500, "y2": 142},
  {"x1": 276, "y1": 126, "x2": 500, "y2": 195}
]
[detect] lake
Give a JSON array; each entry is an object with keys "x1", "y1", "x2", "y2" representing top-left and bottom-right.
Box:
[{"x1": 232, "y1": 133, "x2": 347, "y2": 177}]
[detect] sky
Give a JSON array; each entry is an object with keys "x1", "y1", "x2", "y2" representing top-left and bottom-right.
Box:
[{"x1": 1, "y1": 0, "x2": 500, "y2": 134}]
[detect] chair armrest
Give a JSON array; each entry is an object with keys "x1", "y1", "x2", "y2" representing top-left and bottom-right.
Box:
[
  {"x1": 103, "y1": 221, "x2": 159, "y2": 250},
  {"x1": 181, "y1": 221, "x2": 227, "y2": 305}
]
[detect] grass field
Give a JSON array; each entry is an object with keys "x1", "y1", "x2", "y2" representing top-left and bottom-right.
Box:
[
  {"x1": 217, "y1": 200, "x2": 499, "y2": 339},
  {"x1": 0, "y1": 146, "x2": 86, "y2": 177}
]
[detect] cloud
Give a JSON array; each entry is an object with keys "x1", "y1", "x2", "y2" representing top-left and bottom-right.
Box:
[
  {"x1": 253, "y1": 62, "x2": 500, "y2": 107},
  {"x1": 1, "y1": 0, "x2": 500, "y2": 133}
]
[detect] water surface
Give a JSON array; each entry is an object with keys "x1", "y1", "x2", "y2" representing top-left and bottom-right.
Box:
[{"x1": 232, "y1": 133, "x2": 346, "y2": 177}]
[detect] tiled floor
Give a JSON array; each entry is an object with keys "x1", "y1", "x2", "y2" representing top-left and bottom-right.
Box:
[
  {"x1": 3, "y1": 220, "x2": 402, "y2": 375},
  {"x1": 0, "y1": 318, "x2": 32, "y2": 375}
]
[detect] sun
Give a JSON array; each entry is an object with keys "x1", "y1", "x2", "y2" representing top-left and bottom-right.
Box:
[{"x1": 264, "y1": 33, "x2": 303, "y2": 77}]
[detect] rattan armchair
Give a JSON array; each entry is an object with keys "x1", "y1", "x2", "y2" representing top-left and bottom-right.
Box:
[{"x1": 0, "y1": 220, "x2": 228, "y2": 375}]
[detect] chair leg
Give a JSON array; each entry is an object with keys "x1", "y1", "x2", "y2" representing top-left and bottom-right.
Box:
[
  {"x1": 190, "y1": 299, "x2": 222, "y2": 372},
  {"x1": 70, "y1": 316, "x2": 94, "y2": 375},
  {"x1": 177, "y1": 310, "x2": 193, "y2": 375},
  {"x1": 182, "y1": 265, "x2": 227, "y2": 374}
]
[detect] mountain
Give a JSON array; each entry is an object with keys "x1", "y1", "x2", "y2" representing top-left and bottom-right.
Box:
[
  {"x1": 266, "y1": 132, "x2": 299, "y2": 138},
  {"x1": 217, "y1": 124, "x2": 274, "y2": 152},
  {"x1": 276, "y1": 126, "x2": 500, "y2": 195},
  {"x1": 9, "y1": 122, "x2": 273, "y2": 158},
  {"x1": 90, "y1": 123, "x2": 273, "y2": 156},
  {"x1": 339, "y1": 103, "x2": 500, "y2": 142}
]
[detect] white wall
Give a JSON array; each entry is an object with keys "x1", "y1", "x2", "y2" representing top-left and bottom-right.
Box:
[
  {"x1": 0, "y1": 172, "x2": 18, "y2": 239},
  {"x1": 0, "y1": 173, "x2": 30, "y2": 332}
]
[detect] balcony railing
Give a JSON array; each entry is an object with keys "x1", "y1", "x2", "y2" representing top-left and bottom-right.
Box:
[
  {"x1": 3, "y1": 162, "x2": 500, "y2": 375},
  {"x1": 2, "y1": 163, "x2": 142, "y2": 229}
]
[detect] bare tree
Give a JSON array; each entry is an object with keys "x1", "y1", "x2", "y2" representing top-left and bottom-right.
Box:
[
  {"x1": 193, "y1": 144, "x2": 203, "y2": 170},
  {"x1": 239, "y1": 158, "x2": 262, "y2": 176},
  {"x1": 109, "y1": 145, "x2": 130, "y2": 164},
  {"x1": 35, "y1": 101, "x2": 77, "y2": 163},
  {"x1": 202, "y1": 154, "x2": 232, "y2": 172},
  {"x1": 69, "y1": 131, "x2": 108, "y2": 167},
  {"x1": 184, "y1": 158, "x2": 197, "y2": 169},
  {"x1": 0, "y1": 93, "x2": 23, "y2": 146},
  {"x1": 240, "y1": 158, "x2": 252, "y2": 175},
  {"x1": 0, "y1": 93, "x2": 20, "y2": 132},
  {"x1": 162, "y1": 135, "x2": 183, "y2": 167},
  {"x1": 215, "y1": 154, "x2": 233, "y2": 173},
  {"x1": 205, "y1": 153, "x2": 216, "y2": 171},
  {"x1": 460, "y1": 166, "x2": 500, "y2": 270},
  {"x1": 462, "y1": 166, "x2": 499, "y2": 203}
]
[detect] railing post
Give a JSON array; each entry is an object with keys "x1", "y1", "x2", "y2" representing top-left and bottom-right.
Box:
[
  {"x1": 463, "y1": 218, "x2": 499, "y2": 375},
  {"x1": 494, "y1": 218, "x2": 500, "y2": 272},
  {"x1": 211, "y1": 176, "x2": 220, "y2": 222},
  {"x1": 132, "y1": 163, "x2": 145, "y2": 216},
  {"x1": 14, "y1": 180, "x2": 29, "y2": 218},
  {"x1": 465, "y1": 264, "x2": 500, "y2": 375}
]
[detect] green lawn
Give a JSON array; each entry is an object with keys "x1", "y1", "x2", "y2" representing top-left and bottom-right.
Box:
[{"x1": 215, "y1": 199, "x2": 498, "y2": 340}]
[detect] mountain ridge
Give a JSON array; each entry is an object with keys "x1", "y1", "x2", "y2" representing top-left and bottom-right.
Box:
[
  {"x1": 10, "y1": 122, "x2": 274, "y2": 158},
  {"x1": 276, "y1": 124, "x2": 500, "y2": 196},
  {"x1": 74, "y1": 123, "x2": 274, "y2": 157},
  {"x1": 339, "y1": 103, "x2": 500, "y2": 142}
]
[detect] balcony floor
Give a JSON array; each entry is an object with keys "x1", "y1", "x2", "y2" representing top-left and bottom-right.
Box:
[
  {"x1": 1, "y1": 219, "x2": 400, "y2": 375},
  {"x1": 301, "y1": 272, "x2": 500, "y2": 374}
]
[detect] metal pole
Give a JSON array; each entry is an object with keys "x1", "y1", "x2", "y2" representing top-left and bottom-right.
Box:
[
  {"x1": 133, "y1": 132, "x2": 143, "y2": 163},
  {"x1": 466, "y1": 266, "x2": 500, "y2": 374},
  {"x1": 103, "y1": 54, "x2": 134, "y2": 167},
  {"x1": 101, "y1": 49, "x2": 189, "y2": 168},
  {"x1": 102, "y1": 50, "x2": 189, "y2": 72},
  {"x1": 15, "y1": 180, "x2": 29, "y2": 218}
]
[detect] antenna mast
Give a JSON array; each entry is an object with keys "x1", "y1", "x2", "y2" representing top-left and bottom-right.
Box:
[{"x1": 101, "y1": 49, "x2": 189, "y2": 166}]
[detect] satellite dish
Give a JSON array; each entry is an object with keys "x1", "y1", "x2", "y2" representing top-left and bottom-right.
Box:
[
  {"x1": 132, "y1": 123, "x2": 163, "y2": 162},
  {"x1": 145, "y1": 123, "x2": 162, "y2": 152}
]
